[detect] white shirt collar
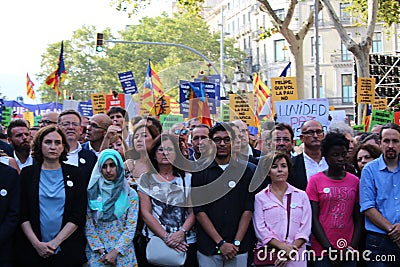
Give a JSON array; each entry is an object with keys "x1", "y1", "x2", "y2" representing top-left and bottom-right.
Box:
[
  {"x1": 14, "y1": 151, "x2": 33, "y2": 170},
  {"x1": 65, "y1": 142, "x2": 82, "y2": 167}
]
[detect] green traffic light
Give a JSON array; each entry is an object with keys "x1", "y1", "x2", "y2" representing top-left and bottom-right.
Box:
[{"x1": 96, "y1": 46, "x2": 104, "y2": 52}]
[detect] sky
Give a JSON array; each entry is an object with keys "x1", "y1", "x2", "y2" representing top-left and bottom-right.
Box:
[{"x1": 0, "y1": 0, "x2": 171, "y2": 104}]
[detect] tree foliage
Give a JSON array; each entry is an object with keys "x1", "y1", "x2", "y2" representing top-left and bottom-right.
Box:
[{"x1": 37, "y1": 13, "x2": 243, "y2": 102}]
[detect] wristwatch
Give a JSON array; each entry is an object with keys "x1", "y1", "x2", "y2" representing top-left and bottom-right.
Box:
[
  {"x1": 180, "y1": 227, "x2": 188, "y2": 235},
  {"x1": 233, "y1": 240, "x2": 241, "y2": 247}
]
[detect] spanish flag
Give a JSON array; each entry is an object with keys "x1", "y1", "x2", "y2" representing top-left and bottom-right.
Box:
[
  {"x1": 26, "y1": 73, "x2": 35, "y2": 100},
  {"x1": 45, "y1": 41, "x2": 66, "y2": 97}
]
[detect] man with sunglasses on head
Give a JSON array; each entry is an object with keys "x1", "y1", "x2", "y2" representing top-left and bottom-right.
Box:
[
  {"x1": 169, "y1": 122, "x2": 194, "y2": 159},
  {"x1": 82, "y1": 114, "x2": 112, "y2": 157},
  {"x1": 38, "y1": 111, "x2": 59, "y2": 128},
  {"x1": 288, "y1": 120, "x2": 328, "y2": 191},
  {"x1": 191, "y1": 122, "x2": 256, "y2": 267}
]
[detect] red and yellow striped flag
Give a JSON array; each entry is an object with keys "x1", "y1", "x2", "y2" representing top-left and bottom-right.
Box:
[
  {"x1": 26, "y1": 73, "x2": 35, "y2": 100},
  {"x1": 147, "y1": 60, "x2": 164, "y2": 98},
  {"x1": 253, "y1": 73, "x2": 271, "y2": 116},
  {"x1": 45, "y1": 41, "x2": 66, "y2": 97}
]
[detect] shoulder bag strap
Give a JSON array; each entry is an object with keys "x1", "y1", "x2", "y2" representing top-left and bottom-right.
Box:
[{"x1": 284, "y1": 193, "x2": 292, "y2": 242}]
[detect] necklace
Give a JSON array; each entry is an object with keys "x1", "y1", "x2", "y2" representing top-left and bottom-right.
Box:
[{"x1": 160, "y1": 173, "x2": 175, "y2": 181}]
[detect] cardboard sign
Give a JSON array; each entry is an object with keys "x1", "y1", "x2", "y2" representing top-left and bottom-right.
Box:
[
  {"x1": 274, "y1": 98, "x2": 330, "y2": 139},
  {"x1": 356, "y1": 77, "x2": 375, "y2": 104},
  {"x1": 369, "y1": 110, "x2": 394, "y2": 131},
  {"x1": 23, "y1": 112, "x2": 34, "y2": 127},
  {"x1": 153, "y1": 95, "x2": 171, "y2": 116},
  {"x1": 352, "y1": 124, "x2": 365, "y2": 133},
  {"x1": 221, "y1": 101, "x2": 230, "y2": 122},
  {"x1": 229, "y1": 93, "x2": 256, "y2": 126},
  {"x1": 118, "y1": 70, "x2": 138, "y2": 94},
  {"x1": 159, "y1": 114, "x2": 183, "y2": 131},
  {"x1": 271, "y1": 77, "x2": 298, "y2": 102},
  {"x1": 91, "y1": 93, "x2": 107, "y2": 114},
  {"x1": 372, "y1": 98, "x2": 388, "y2": 110}
]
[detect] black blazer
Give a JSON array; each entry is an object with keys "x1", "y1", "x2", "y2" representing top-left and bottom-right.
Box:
[
  {"x1": 15, "y1": 163, "x2": 87, "y2": 266},
  {"x1": 0, "y1": 140, "x2": 13, "y2": 157},
  {"x1": 288, "y1": 153, "x2": 308, "y2": 191},
  {"x1": 78, "y1": 148, "x2": 97, "y2": 186},
  {"x1": 0, "y1": 163, "x2": 19, "y2": 263}
]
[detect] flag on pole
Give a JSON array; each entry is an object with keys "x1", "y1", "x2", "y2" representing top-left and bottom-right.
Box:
[
  {"x1": 45, "y1": 41, "x2": 66, "y2": 96},
  {"x1": 188, "y1": 82, "x2": 212, "y2": 127},
  {"x1": 279, "y1": 61, "x2": 291, "y2": 77},
  {"x1": 26, "y1": 73, "x2": 35, "y2": 100},
  {"x1": 253, "y1": 73, "x2": 271, "y2": 116},
  {"x1": 146, "y1": 59, "x2": 164, "y2": 98}
]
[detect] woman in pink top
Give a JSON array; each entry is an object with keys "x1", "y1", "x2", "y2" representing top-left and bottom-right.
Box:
[
  {"x1": 253, "y1": 152, "x2": 312, "y2": 267},
  {"x1": 306, "y1": 132, "x2": 361, "y2": 267}
]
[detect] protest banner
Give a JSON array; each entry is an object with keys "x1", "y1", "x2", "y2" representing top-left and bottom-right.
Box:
[
  {"x1": 369, "y1": 110, "x2": 394, "y2": 131},
  {"x1": 352, "y1": 124, "x2": 365, "y2": 133},
  {"x1": 356, "y1": 77, "x2": 375, "y2": 104},
  {"x1": 221, "y1": 101, "x2": 230, "y2": 122},
  {"x1": 275, "y1": 98, "x2": 330, "y2": 139},
  {"x1": 106, "y1": 93, "x2": 125, "y2": 110},
  {"x1": 23, "y1": 111, "x2": 34, "y2": 127},
  {"x1": 159, "y1": 114, "x2": 183, "y2": 131},
  {"x1": 91, "y1": 93, "x2": 107, "y2": 114},
  {"x1": 118, "y1": 70, "x2": 138, "y2": 94},
  {"x1": 372, "y1": 98, "x2": 388, "y2": 110},
  {"x1": 229, "y1": 93, "x2": 256, "y2": 126},
  {"x1": 63, "y1": 100, "x2": 80, "y2": 111},
  {"x1": 271, "y1": 77, "x2": 298, "y2": 102},
  {"x1": 329, "y1": 110, "x2": 346, "y2": 123}
]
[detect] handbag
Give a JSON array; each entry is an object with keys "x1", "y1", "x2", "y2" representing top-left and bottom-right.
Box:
[
  {"x1": 146, "y1": 235, "x2": 187, "y2": 267},
  {"x1": 253, "y1": 193, "x2": 292, "y2": 266},
  {"x1": 145, "y1": 174, "x2": 188, "y2": 267}
]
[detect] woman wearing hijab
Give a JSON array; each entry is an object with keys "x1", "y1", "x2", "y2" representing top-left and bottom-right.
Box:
[
  {"x1": 15, "y1": 125, "x2": 87, "y2": 267},
  {"x1": 86, "y1": 149, "x2": 139, "y2": 267}
]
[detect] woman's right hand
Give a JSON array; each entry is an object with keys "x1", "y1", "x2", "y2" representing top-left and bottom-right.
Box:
[
  {"x1": 165, "y1": 232, "x2": 188, "y2": 252},
  {"x1": 34, "y1": 241, "x2": 55, "y2": 258}
]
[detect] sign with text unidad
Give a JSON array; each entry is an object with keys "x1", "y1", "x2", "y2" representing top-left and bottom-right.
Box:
[
  {"x1": 271, "y1": 77, "x2": 298, "y2": 102},
  {"x1": 275, "y1": 98, "x2": 330, "y2": 139}
]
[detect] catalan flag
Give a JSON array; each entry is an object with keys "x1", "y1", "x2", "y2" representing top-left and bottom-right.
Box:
[
  {"x1": 146, "y1": 59, "x2": 164, "y2": 98},
  {"x1": 188, "y1": 82, "x2": 212, "y2": 127},
  {"x1": 45, "y1": 41, "x2": 66, "y2": 97},
  {"x1": 253, "y1": 73, "x2": 271, "y2": 116},
  {"x1": 26, "y1": 73, "x2": 35, "y2": 100}
]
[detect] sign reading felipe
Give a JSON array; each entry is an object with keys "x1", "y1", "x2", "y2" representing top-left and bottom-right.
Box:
[{"x1": 271, "y1": 77, "x2": 298, "y2": 102}]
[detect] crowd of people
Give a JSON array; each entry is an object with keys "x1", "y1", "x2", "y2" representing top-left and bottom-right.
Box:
[{"x1": 0, "y1": 106, "x2": 399, "y2": 267}]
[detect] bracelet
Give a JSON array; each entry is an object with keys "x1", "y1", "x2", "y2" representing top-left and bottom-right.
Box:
[
  {"x1": 100, "y1": 250, "x2": 107, "y2": 257},
  {"x1": 180, "y1": 227, "x2": 188, "y2": 235}
]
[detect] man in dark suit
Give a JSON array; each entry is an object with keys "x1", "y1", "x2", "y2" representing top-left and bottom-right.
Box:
[
  {"x1": 58, "y1": 109, "x2": 97, "y2": 185},
  {"x1": 288, "y1": 120, "x2": 327, "y2": 191},
  {"x1": 0, "y1": 139, "x2": 13, "y2": 157},
  {"x1": 0, "y1": 162, "x2": 20, "y2": 267}
]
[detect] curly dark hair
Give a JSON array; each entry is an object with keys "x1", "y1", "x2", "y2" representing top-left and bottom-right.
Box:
[
  {"x1": 31, "y1": 125, "x2": 70, "y2": 163},
  {"x1": 321, "y1": 132, "x2": 349, "y2": 158}
]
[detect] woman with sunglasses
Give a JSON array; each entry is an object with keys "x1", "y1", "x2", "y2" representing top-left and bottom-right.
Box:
[{"x1": 137, "y1": 134, "x2": 197, "y2": 266}]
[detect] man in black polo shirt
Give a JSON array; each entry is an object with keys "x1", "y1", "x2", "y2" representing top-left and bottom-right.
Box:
[{"x1": 191, "y1": 122, "x2": 255, "y2": 267}]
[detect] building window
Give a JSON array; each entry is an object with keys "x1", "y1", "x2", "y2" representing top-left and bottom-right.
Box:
[
  {"x1": 274, "y1": 39, "x2": 286, "y2": 62},
  {"x1": 340, "y1": 3, "x2": 351, "y2": 23},
  {"x1": 311, "y1": 75, "x2": 324, "y2": 98},
  {"x1": 372, "y1": 32, "x2": 382, "y2": 53},
  {"x1": 310, "y1": 5, "x2": 322, "y2": 24},
  {"x1": 342, "y1": 74, "x2": 353, "y2": 104},
  {"x1": 263, "y1": 15, "x2": 266, "y2": 28},
  {"x1": 311, "y1": 36, "x2": 322, "y2": 59},
  {"x1": 341, "y1": 42, "x2": 352, "y2": 61},
  {"x1": 275, "y1": 8, "x2": 285, "y2": 20}
]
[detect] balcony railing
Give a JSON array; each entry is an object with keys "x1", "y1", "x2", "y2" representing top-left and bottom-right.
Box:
[{"x1": 327, "y1": 97, "x2": 354, "y2": 106}]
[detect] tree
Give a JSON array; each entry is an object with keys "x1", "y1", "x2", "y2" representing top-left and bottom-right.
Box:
[
  {"x1": 37, "y1": 13, "x2": 243, "y2": 102},
  {"x1": 257, "y1": 0, "x2": 322, "y2": 99},
  {"x1": 321, "y1": 0, "x2": 400, "y2": 123}
]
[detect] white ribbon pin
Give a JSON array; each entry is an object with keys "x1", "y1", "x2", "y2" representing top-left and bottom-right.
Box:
[
  {"x1": 0, "y1": 189, "x2": 7, "y2": 197},
  {"x1": 80, "y1": 158, "x2": 86, "y2": 164},
  {"x1": 228, "y1": 181, "x2": 236, "y2": 188},
  {"x1": 153, "y1": 186, "x2": 160, "y2": 192},
  {"x1": 67, "y1": 180, "x2": 73, "y2": 187},
  {"x1": 323, "y1": 188, "x2": 330, "y2": 194},
  {"x1": 290, "y1": 203, "x2": 297, "y2": 209}
]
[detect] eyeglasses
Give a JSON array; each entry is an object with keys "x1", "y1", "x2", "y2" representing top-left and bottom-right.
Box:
[
  {"x1": 301, "y1": 129, "x2": 324, "y2": 136},
  {"x1": 60, "y1": 122, "x2": 81, "y2": 128},
  {"x1": 88, "y1": 122, "x2": 107, "y2": 130},
  {"x1": 174, "y1": 129, "x2": 188, "y2": 135},
  {"x1": 157, "y1": 147, "x2": 175, "y2": 153},
  {"x1": 213, "y1": 137, "x2": 231, "y2": 144},
  {"x1": 274, "y1": 137, "x2": 291, "y2": 143},
  {"x1": 38, "y1": 119, "x2": 57, "y2": 125}
]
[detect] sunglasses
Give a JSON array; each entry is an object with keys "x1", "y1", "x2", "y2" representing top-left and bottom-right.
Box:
[{"x1": 174, "y1": 129, "x2": 188, "y2": 135}]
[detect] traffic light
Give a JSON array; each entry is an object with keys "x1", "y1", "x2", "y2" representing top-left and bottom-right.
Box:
[{"x1": 96, "y1": 33, "x2": 104, "y2": 52}]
